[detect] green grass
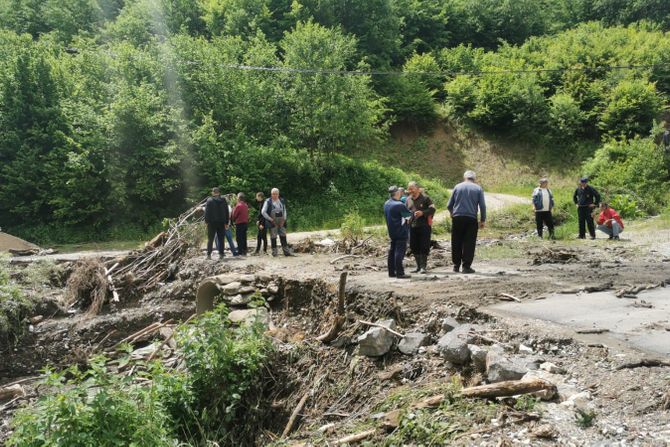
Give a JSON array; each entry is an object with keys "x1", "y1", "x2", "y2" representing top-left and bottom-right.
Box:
[
  {"x1": 477, "y1": 242, "x2": 527, "y2": 260},
  {"x1": 53, "y1": 240, "x2": 144, "y2": 253}
]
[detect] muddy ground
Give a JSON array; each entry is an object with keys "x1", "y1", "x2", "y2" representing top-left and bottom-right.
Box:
[{"x1": 1, "y1": 225, "x2": 670, "y2": 445}]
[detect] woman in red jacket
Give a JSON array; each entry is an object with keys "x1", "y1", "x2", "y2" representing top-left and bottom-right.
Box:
[
  {"x1": 597, "y1": 203, "x2": 624, "y2": 240},
  {"x1": 231, "y1": 192, "x2": 250, "y2": 255}
]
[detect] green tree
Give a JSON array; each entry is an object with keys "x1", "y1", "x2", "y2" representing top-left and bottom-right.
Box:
[{"x1": 599, "y1": 79, "x2": 664, "y2": 139}]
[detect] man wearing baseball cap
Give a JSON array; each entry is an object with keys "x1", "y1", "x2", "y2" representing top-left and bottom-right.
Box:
[
  {"x1": 573, "y1": 177, "x2": 601, "y2": 239},
  {"x1": 384, "y1": 186, "x2": 411, "y2": 279}
]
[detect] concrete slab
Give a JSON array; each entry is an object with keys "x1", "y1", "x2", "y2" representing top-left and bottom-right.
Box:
[{"x1": 487, "y1": 287, "x2": 670, "y2": 357}]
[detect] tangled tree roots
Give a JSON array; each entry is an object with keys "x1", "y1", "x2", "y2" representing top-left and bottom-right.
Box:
[{"x1": 65, "y1": 258, "x2": 110, "y2": 317}]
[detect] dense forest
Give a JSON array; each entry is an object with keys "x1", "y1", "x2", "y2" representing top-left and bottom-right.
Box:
[{"x1": 1, "y1": 0, "x2": 669, "y2": 243}]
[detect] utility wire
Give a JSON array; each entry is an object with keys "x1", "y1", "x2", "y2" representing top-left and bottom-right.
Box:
[{"x1": 210, "y1": 62, "x2": 669, "y2": 77}]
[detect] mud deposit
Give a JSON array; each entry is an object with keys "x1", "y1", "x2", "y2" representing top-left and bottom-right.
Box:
[{"x1": 2, "y1": 230, "x2": 670, "y2": 445}]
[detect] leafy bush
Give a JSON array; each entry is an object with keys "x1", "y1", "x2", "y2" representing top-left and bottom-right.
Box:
[
  {"x1": 8, "y1": 357, "x2": 176, "y2": 447},
  {"x1": 0, "y1": 256, "x2": 35, "y2": 346},
  {"x1": 340, "y1": 211, "x2": 365, "y2": 243},
  {"x1": 167, "y1": 304, "x2": 273, "y2": 444},
  {"x1": 598, "y1": 79, "x2": 664, "y2": 139},
  {"x1": 549, "y1": 92, "x2": 586, "y2": 140},
  {"x1": 583, "y1": 135, "x2": 669, "y2": 213}
]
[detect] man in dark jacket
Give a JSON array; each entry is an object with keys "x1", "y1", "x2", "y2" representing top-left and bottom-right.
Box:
[
  {"x1": 406, "y1": 181, "x2": 436, "y2": 274},
  {"x1": 573, "y1": 177, "x2": 601, "y2": 239},
  {"x1": 204, "y1": 187, "x2": 229, "y2": 260},
  {"x1": 384, "y1": 186, "x2": 411, "y2": 279}
]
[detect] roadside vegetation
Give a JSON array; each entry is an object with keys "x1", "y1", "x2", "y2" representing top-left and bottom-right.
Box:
[
  {"x1": 7, "y1": 305, "x2": 273, "y2": 447},
  {"x1": 0, "y1": 256, "x2": 37, "y2": 346}
]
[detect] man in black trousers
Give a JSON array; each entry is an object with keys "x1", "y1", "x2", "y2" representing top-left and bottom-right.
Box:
[
  {"x1": 406, "y1": 181, "x2": 436, "y2": 274},
  {"x1": 204, "y1": 187, "x2": 229, "y2": 260},
  {"x1": 573, "y1": 177, "x2": 601, "y2": 239},
  {"x1": 447, "y1": 171, "x2": 486, "y2": 274}
]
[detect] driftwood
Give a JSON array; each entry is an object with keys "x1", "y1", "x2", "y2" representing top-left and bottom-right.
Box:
[
  {"x1": 616, "y1": 359, "x2": 670, "y2": 370},
  {"x1": 316, "y1": 272, "x2": 348, "y2": 343},
  {"x1": 282, "y1": 388, "x2": 311, "y2": 438},
  {"x1": 461, "y1": 378, "x2": 556, "y2": 399},
  {"x1": 112, "y1": 320, "x2": 173, "y2": 349},
  {"x1": 576, "y1": 328, "x2": 610, "y2": 334},
  {"x1": 0, "y1": 384, "x2": 26, "y2": 402},
  {"x1": 358, "y1": 320, "x2": 405, "y2": 338},
  {"x1": 333, "y1": 428, "x2": 376, "y2": 445},
  {"x1": 498, "y1": 293, "x2": 521, "y2": 302},
  {"x1": 147, "y1": 315, "x2": 195, "y2": 362},
  {"x1": 329, "y1": 255, "x2": 363, "y2": 265}
]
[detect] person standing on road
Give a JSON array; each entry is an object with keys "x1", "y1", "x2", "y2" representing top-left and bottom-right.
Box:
[
  {"x1": 254, "y1": 192, "x2": 268, "y2": 255},
  {"x1": 232, "y1": 192, "x2": 249, "y2": 256},
  {"x1": 406, "y1": 181, "x2": 436, "y2": 274},
  {"x1": 204, "y1": 187, "x2": 229, "y2": 260},
  {"x1": 384, "y1": 186, "x2": 411, "y2": 279},
  {"x1": 220, "y1": 195, "x2": 238, "y2": 256},
  {"x1": 447, "y1": 171, "x2": 486, "y2": 274},
  {"x1": 262, "y1": 188, "x2": 292, "y2": 257},
  {"x1": 532, "y1": 178, "x2": 555, "y2": 239},
  {"x1": 573, "y1": 177, "x2": 601, "y2": 239},
  {"x1": 597, "y1": 203, "x2": 624, "y2": 240}
]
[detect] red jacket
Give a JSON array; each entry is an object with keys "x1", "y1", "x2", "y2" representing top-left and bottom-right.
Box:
[
  {"x1": 597, "y1": 207, "x2": 624, "y2": 229},
  {"x1": 231, "y1": 202, "x2": 249, "y2": 225}
]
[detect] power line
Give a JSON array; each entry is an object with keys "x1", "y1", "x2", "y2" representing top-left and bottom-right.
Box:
[{"x1": 211, "y1": 62, "x2": 669, "y2": 77}]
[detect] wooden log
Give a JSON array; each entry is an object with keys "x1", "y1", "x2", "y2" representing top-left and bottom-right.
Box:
[
  {"x1": 333, "y1": 428, "x2": 376, "y2": 445},
  {"x1": 616, "y1": 359, "x2": 670, "y2": 370},
  {"x1": 460, "y1": 378, "x2": 556, "y2": 399},
  {"x1": 316, "y1": 272, "x2": 348, "y2": 343},
  {"x1": 498, "y1": 293, "x2": 521, "y2": 302},
  {"x1": 576, "y1": 328, "x2": 610, "y2": 334}
]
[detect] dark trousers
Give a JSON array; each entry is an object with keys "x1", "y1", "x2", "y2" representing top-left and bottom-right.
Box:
[
  {"x1": 577, "y1": 206, "x2": 595, "y2": 238},
  {"x1": 255, "y1": 225, "x2": 267, "y2": 252},
  {"x1": 451, "y1": 216, "x2": 478, "y2": 268},
  {"x1": 388, "y1": 238, "x2": 407, "y2": 277},
  {"x1": 236, "y1": 223, "x2": 248, "y2": 255},
  {"x1": 207, "y1": 223, "x2": 226, "y2": 256},
  {"x1": 410, "y1": 225, "x2": 432, "y2": 257},
  {"x1": 535, "y1": 211, "x2": 554, "y2": 238}
]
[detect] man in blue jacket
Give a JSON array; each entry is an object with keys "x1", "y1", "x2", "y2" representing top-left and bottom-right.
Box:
[
  {"x1": 384, "y1": 186, "x2": 411, "y2": 279},
  {"x1": 573, "y1": 177, "x2": 601, "y2": 239}
]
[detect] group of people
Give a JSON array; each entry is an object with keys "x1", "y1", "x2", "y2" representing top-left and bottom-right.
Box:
[
  {"x1": 533, "y1": 177, "x2": 624, "y2": 240},
  {"x1": 384, "y1": 170, "x2": 487, "y2": 279},
  {"x1": 385, "y1": 172, "x2": 625, "y2": 279},
  {"x1": 203, "y1": 187, "x2": 294, "y2": 260}
]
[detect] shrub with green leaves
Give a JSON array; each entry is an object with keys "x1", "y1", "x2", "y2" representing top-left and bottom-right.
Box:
[
  {"x1": 583, "y1": 134, "x2": 669, "y2": 214},
  {"x1": 168, "y1": 304, "x2": 273, "y2": 444},
  {"x1": 8, "y1": 357, "x2": 176, "y2": 447},
  {"x1": 598, "y1": 80, "x2": 664, "y2": 139},
  {"x1": 340, "y1": 211, "x2": 365, "y2": 243},
  {"x1": 0, "y1": 256, "x2": 35, "y2": 346}
]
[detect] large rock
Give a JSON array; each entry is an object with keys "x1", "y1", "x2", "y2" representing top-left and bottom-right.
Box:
[
  {"x1": 228, "y1": 308, "x2": 271, "y2": 327},
  {"x1": 221, "y1": 281, "x2": 242, "y2": 296},
  {"x1": 437, "y1": 324, "x2": 474, "y2": 364},
  {"x1": 486, "y1": 347, "x2": 528, "y2": 382},
  {"x1": 468, "y1": 344, "x2": 488, "y2": 371},
  {"x1": 229, "y1": 293, "x2": 256, "y2": 307},
  {"x1": 441, "y1": 317, "x2": 459, "y2": 333},
  {"x1": 358, "y1": 319, "x2": 397, "y2": 357},
  {"x1": 398, "y1": 332, "x2": 430, "y2": 355}
]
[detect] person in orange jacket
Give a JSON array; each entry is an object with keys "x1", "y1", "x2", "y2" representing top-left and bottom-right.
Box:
[{"x1": 597, "y1": 203, "x2": 624, "y2": 240}]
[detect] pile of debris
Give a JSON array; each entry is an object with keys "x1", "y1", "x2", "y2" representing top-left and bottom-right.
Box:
[{"x1": 293, "y1": 236, "x2": 384, "y2": 257}]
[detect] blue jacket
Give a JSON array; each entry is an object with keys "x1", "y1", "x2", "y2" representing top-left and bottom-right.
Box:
[
  {"x1": 384, "y1": 198, "x2": 408, "y2": 240},
  {"x1": 532, "y1": 187, "x2": 554, "y2": 211}
]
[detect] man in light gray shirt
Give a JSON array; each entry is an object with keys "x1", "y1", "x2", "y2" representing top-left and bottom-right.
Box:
[{"x1": 447, "y1": 170, "x2": 486, "y2": 274}]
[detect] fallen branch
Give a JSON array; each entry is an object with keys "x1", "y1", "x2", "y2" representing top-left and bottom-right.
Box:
[
  {"x1": 576, "y1": 328, "x2": 610, "y2": 334},
  {"x1": 333, "y1": 428, "x2": 376, "y2": 445},
  {"x1": 466, "y1": 330, "x2": 513, "y2": 348},
  {"x1": 282, "y1": 388, "x2": 311, "y2": 438},
  {"x1": 316, "y1": 272, "x2": 348, "y2": 343},
  {"x1": 147, "y1": 315, "x2": 195, "y2": 362},
  {"x1": 498, "y1": 293, "x2": 521, "y2": 302},
  {"x1": 616, "y1": 359, "x2": 670, "y2": 370},
  {"x1": 461, "y1": 378, "x2": 556, "y2": 399},
  {"x1": 358, "y1": 320, "x2": 405, "y2": 338},
  {"x1": 330, "y1": 254, "x2": 363, "y2": 265}
]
